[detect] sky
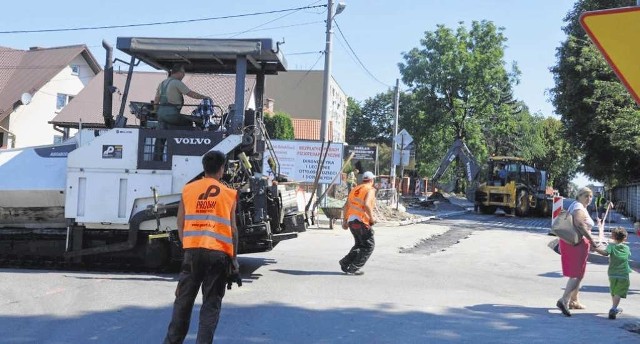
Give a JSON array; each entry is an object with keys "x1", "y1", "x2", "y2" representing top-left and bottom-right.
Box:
[
  {"x1": 0, "y1": 0, "x2": 599, "y2": 185},
  {"x1": 0, "y1": 0, "x2": 577, "y2": 115}
]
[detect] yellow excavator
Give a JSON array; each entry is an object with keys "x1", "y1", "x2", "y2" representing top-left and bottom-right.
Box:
[
  {"x1": 474, "y1": 156, "x2": 552, "y2": 217},
  {"x1": 430, "y1": 139, "x2": 552, "y2": 217}
]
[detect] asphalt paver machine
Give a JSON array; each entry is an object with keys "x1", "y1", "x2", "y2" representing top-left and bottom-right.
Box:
[{"x1": 0, "y1": 37, "x2": 306, "y2": 269}]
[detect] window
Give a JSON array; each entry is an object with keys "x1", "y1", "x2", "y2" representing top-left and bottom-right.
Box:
[
  {"x1": 0, "y1": 132, "x2": 4, "y2": 148},
  {"x1": 56, "y1": 93, "x2": 74, "y2": 110},
  {"x1": 70, "y1": 65, "x2": 80, "y2": 76},
  {"x1": 53, "y1": 135, "x2": 63, "y2": 145}
]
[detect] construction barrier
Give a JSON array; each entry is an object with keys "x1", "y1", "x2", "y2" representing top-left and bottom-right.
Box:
[{"x1": 551, "y1": 196, "x2": 563, "y2": 228}]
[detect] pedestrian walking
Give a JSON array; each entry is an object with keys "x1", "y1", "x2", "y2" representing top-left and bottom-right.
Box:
[
  {"x1": 164, "y1": 150, "x2": 239, "y2": 344},
  {"x1": 339, "y1": 171, "x2": 377, "y2": 275},
  {"x1": 593, "y1": 227, "x2": 632, "y2": 319},
  {"x1": 595, "y1": 191, "x2": 608, "y2": 220},
  {"x1": 556, "y1": 187, "x2": 600, "y2": 316},
  {"x1": 346, "y1": 169, "x2": 358, "y2": 193}
]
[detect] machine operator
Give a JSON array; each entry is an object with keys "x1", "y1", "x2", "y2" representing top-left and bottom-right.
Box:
[{"x1": 154, "y1": 63, "x2": 209, "y2": 129}]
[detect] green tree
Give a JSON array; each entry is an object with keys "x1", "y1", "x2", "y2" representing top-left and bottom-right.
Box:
[
  {"x1": 398, "y1": 21, "x2": 521, "y2": 186},
  {"x1": 346, "y1": 93, "x2": 396, "y2": 145},
  {"x1": 345, "y1": 97, "x2": 363, "y2": 144},
  {"x1": 530, "y1": 117, "x2": 580, "y2": 195},
  {"x1": 264, "y1": 111, "x2": 294, "y2": 140},
  {"x1": 550, "y1": 0, "x2": 640, "y2": 185}
]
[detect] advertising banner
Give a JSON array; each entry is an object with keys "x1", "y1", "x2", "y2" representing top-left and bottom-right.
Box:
[
  {"x1": 344, "y1": 145, "x2": 377, "y2": 161},
  {"x1": 264, "y1": 140, "x2": 344, "y2": 184}
]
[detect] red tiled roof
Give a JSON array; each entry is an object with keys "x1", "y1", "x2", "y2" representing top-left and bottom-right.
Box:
[
  {"x1": 0, "y1": 45, "x2": 101, "y2": 122},
  {"x1": 51, "y1": 71, "x2": 256, "y2": 127},
  {"x1": 292, "y1": 118, "x2": 333, "y2": 141}
]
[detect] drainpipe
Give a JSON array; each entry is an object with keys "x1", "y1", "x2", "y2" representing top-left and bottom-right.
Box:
[
  {"x1": 0, "y1": 125, "x2": 16, "y2": 148},
  {"x1": 53, "y1": 125, "x2": 71, "y2": 142}
]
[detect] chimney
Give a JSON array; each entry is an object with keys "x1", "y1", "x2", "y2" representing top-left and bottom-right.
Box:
[{"x1": 264, "y1": 98, "x2": 275, "y2": 115}]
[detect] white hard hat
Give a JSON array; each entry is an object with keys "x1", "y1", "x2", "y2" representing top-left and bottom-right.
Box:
[{"x1": 362, "y1": 171, "x2": 376, "y2": 180}]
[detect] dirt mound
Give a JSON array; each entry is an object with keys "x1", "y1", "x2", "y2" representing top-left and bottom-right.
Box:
[
  {"x1": 323, "y1": 195, "x2": 420, "y2": 223},
  {"x1": 428, "y1": 191, "x2": 450, "y2": 202},
  {"x1": 374, "y1": 203, "x2": 420, "y2": 222}
]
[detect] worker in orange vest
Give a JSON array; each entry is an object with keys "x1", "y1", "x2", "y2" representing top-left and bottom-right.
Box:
[
  {"x1": 164, "y1": 150, "x2": 239, "y2": 344},
  {"x1": 339, "y1": 171, "x2": 377, "y2": 275}
]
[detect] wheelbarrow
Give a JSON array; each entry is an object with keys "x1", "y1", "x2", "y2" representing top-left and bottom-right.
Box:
[{"x1": 321, "y1": 207, "x2": 343, "y2": 229}]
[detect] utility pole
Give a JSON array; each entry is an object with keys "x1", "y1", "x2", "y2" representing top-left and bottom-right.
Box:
[
  {"x1": 396, "y1": 134, "x2": 404, "y2": 210},
  {"x1": 390, "y1": 79, "x2": 400, "y2": 190},
  {"x1": 318, "y1": 0, "x2": 345, "y2": 200}
]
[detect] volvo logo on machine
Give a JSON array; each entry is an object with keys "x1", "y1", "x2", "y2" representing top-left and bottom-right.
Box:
[{"x1": 174, "y1": 137, "x2": 212, "y2": 145}]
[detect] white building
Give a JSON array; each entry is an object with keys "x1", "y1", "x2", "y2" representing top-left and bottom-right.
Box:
[
  {"x1": 265, "y1": 70, "x2": 347, "y2": 142},
  {"x1": 0, "y1": 45, "x2": 100, "y2": 149}
]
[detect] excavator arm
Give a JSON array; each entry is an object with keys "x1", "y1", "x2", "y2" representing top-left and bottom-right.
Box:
[{"x1": 431, "y1": 139, "x2": 480, "y2": 186}]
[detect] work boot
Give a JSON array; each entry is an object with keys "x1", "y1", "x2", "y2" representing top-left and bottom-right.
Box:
[{"x1": 339, "y1": 260, "x2": 348, "y2": 273}]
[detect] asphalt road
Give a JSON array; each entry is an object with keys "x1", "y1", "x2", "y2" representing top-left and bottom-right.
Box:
[{"x1": 1, "y1": 212, "x2": 639, "y2": 343}]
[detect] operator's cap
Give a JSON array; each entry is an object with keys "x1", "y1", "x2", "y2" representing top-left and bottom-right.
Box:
[
  {"x1": 171, "y1": 63, "x2": 186, "y2": 74},
  {"x1": 362, "y1": 171, "x2": 376, "y2": 181}
]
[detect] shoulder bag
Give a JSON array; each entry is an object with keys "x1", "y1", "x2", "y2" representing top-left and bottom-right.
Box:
[{"x1": 551, "y1": 210, "x2": 582, "y2": 245}]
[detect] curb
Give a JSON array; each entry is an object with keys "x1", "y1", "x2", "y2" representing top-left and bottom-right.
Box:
[{"x1": 399, "y1": 216, "x2": 436, "y2": 226}]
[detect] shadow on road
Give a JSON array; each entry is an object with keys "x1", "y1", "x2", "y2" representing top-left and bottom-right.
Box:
[
  {"x1": 237, "y1": 256, "x2": 277, "y2": 285},
  {"x1": 538, "y1": 271, "x2": 564, "y2": 278},
  {"x1": 270, "y1": 269, "x2": 345, "y2": 276},
  {"x1": 66, "y1": 274, "x2": 178, "y2": 282},
  {"x1": 3, "y1": 301, "x2": 639, "y2": 343},
  {"x1": 580, "y1": 284, "x2": 640, "y2": 296}
]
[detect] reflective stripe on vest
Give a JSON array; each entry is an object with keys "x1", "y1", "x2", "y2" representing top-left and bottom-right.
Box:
[
  {"x1": 345, "y1": 183, "x2": 374, "y2": 225},
  {"x1": 182, "y1": 178, "x2": 237, "y2": 257},
  {"x1": 184, "y1": 214, "x2": 232, "y2": 226}
]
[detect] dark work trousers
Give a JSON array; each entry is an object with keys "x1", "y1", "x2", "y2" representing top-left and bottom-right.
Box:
[
  {"x1": 164, "y1": 248, "x2": 229, "y2": 344},
  {"x1": 340, "y1": 221, "x2": 375, "y2": 272}
]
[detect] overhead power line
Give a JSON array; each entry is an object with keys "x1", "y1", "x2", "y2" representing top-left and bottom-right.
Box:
[
  {"x1": 230, "y1": 3, "x2": 306, "y2": 38},
  {"x1": 0, "y1": 4, "x2": 327, "y2": 34},
  {"x1": 333, "y1": 19, "x2": 393, "y2": 88},
  {"x1": 295, "y1": 51, "x2": 325, "y2": 89},
  {"x1": 288, "y1": 51, "x2": 324, "y2": 56},
  {"x1": 202, "y1": 21, "x2": 324, "y2": 38}
]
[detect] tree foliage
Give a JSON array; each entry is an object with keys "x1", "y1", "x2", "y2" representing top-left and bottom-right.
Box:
[
  {"x1": 345, "y1": 97, "x2": 363, "y2": 144},
  {"x1": 398, "y1": 21, "x2": 536, "y2": 185},
  {"x1": 264, "y1": 111, "x2": 294, "y2": 140},
  {"x1": 342, "y1": 20, "x2": 583, "y2": 192},
  {"x1": 551, "y1": 0, "x2": 640, "y2": 185},
  {"x1": 530, "y1": 117, "x2": 580, "y2": 195},
  {"x1": 346, "y1": 94, "x2": 395, "y2": 145}
]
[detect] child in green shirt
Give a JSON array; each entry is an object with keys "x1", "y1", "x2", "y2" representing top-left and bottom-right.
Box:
[{"x1": 593, "y1": 227, "x2": 632, "y2": 319}]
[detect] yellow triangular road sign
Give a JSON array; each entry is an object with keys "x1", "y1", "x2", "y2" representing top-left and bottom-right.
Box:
[{"x1": 581, "y1": 7, "x2": 640, "y2": 104}]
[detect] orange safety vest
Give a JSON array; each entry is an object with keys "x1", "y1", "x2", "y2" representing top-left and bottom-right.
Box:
[
  {"x1": 182, "y1": 177, "x2": 237, "y2": 257},
  {"x1": 345, "y1": 183, "x2": 374, "y2": 226}
]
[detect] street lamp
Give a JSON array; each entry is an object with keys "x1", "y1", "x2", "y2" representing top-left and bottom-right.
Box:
[{"x1": 318, "y1": 0, "x2": 346, "y2": 199}]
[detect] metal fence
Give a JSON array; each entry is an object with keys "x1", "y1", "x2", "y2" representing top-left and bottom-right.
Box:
[
  {"x1": 612, "y1": 183, "x2": 640, "y2": 222},
  {"x1": 376, "y1": 188, "x2": 398, "y2": 206}
]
